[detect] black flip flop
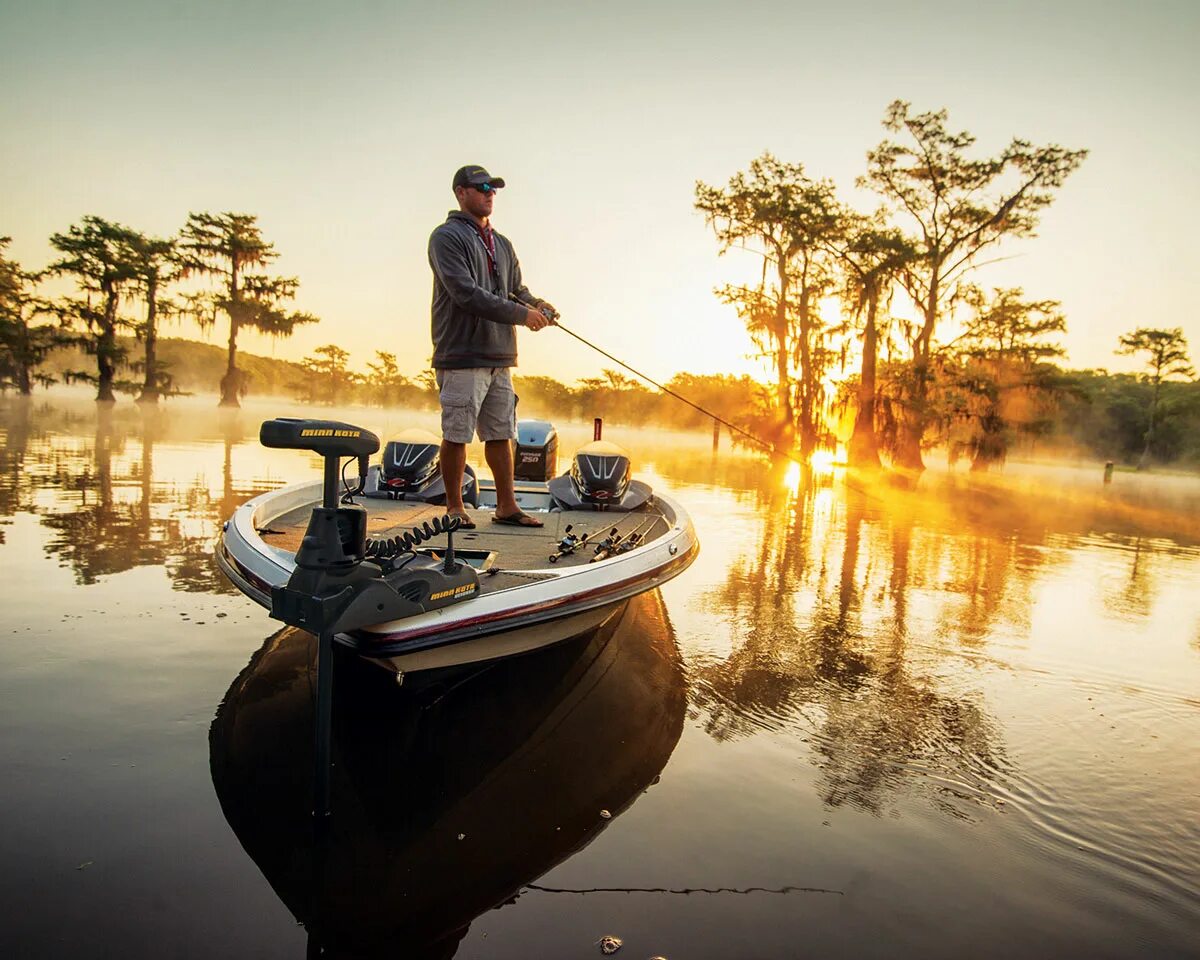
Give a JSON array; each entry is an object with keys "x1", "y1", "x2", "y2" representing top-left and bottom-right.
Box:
[
  {"x1": 492, "y1": 511, "x2": 544, "y2": 528},
  {"x1": 446, "y1": 512, "x2": 477, "y2": 530}
]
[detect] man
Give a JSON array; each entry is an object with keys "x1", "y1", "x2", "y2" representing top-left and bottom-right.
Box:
[{"x1": 428, "y1": 164, "x2": 555, "y2": 529}]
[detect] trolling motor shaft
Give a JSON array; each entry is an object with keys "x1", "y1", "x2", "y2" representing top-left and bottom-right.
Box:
[{"x1": 258, "y1": 417, "x2": 482, "y2": 821}]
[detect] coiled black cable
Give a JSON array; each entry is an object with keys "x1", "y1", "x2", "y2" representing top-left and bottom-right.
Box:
[{"x1": 364, "y1": 514, "x2": 461, "y2": 560}]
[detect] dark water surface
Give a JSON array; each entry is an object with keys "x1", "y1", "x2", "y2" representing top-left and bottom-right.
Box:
[{"x1": 2, "y1": 394, "x2": 1198, "y2": 959}]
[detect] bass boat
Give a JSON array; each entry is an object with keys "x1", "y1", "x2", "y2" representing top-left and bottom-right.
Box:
[{"x1": 217, "y1": 417, "x2": 699, "y2": 676}]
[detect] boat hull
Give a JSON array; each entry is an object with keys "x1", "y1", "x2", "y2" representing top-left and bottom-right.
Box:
[{"x1": 217, "y1": 478, "x2": 698, "y2": 673}]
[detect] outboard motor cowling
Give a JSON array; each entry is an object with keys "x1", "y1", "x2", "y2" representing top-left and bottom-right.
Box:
[
  {"x1": 364, "y1": 428, "x2": 478, "y2": 505},
  {"x1": 381, "y1": 429, "x2": 440, "y2": 493},
  {"x1": 570, "y1": 440, "x2": 631, "y2": 504},
  {"x1": 548, "y1": 439, "x2": 653, "y2": 512},
  {"x1": 513, "y1": 419, "x2": 558, "y2": 482}
]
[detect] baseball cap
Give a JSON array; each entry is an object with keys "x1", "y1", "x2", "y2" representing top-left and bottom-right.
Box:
[{"x1": 452, "y1": 165, "x2": 506, "y2": 190}]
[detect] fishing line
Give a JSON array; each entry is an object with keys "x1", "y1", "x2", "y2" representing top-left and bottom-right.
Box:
[{"x1": 513, "y1": 296, "x2": 789, "y2": 459}]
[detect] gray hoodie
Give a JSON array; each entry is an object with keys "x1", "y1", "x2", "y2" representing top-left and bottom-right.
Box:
[{"x1": 427, "y1": 211, "x2": 540, "y2": 369}]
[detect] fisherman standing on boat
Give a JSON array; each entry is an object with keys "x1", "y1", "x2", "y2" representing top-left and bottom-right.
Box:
[{"x1": 428, "y1": 165, "x2": 555, "y2": 529}]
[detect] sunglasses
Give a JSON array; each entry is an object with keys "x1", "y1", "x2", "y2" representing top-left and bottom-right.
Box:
[{"x1": 470, "y1": 182, "x2": 498, "y2": 194}]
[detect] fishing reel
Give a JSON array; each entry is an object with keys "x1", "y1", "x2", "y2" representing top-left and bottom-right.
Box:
[
  {"x1": 548, "y1": 524, "x2": 589, "y2": 563},
  {"x1": 589, "y1": 527, "x2": 622, "y2": 563},
  {"x1": 510, "y1": 293, "x2": 559, "y2": 323}
]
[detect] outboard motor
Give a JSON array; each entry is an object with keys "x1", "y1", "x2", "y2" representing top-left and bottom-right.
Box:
[
  {"x1": 364, "y1": 428, "x2": 478, "y2": 505},
  {"x1": 571, "y1": 440, "x2": 631, "y2": 504},
  {"x1": 548, "y1": 439, "x2": 653, "y2": 512},
  {"x1": 513, "y1": 419, "x2": 558, "y2": 482},
  {"x1": 381, "y1": 429, "x2": 441, "y2": 493}
]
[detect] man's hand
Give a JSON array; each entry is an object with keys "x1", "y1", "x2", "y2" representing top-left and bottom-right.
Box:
[
  {"x1": 524, "y1": 306, "x2": 552, "y2": 331},
  {"x1": 537, "y1": 300, "x2": 559, "y2": 320}
]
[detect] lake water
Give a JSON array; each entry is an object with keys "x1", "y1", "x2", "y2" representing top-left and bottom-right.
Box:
[{"x1": 2, "y1": 393, "x2": 1198, "y2": 959}]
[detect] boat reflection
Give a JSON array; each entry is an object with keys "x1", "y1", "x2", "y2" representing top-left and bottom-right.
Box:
[{"x1": 209, "y1": 590, "x2": 686, "y2": 958}]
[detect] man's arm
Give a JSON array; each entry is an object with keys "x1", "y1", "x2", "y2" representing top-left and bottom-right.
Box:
[{"x1": 429, "y1": 229, "x2": 528, "y2": 325}]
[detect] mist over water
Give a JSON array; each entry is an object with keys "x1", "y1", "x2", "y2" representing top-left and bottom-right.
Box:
[{"x1": 2, "y1": 393, "x2": 1198, "y2": 959}]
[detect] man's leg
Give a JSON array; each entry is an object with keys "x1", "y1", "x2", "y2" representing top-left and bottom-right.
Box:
[
  {"x1": 437, "y1": 368, "x2": 480, "y2": 521},
  {"x1": 484, "y1": 439, "x2": 519, "y2": 516},
  {"x1": 441, "y1": 440, "x2": 468, "y2": 516},
  {"x1": 478, "y1": 368, "x2": 542, "y2": 526}
]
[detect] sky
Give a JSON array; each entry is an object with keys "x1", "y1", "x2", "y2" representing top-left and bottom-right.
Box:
[{"x1": 2, "y1": 0, "x2": 1198, "y2": 386}]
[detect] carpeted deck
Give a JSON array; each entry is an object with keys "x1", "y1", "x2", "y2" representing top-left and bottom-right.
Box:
[{"x1": 257, "y1": 500, "x2": 668, "y2": 594}]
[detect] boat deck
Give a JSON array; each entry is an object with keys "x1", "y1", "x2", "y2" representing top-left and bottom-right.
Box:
[{"x1": 259, "y1": 499, "x2": 670, "y2": 596}]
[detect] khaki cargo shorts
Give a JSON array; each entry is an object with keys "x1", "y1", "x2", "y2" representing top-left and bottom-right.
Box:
[{"x1": 436, "y1": 367, "x2": 518, "y2": 443}]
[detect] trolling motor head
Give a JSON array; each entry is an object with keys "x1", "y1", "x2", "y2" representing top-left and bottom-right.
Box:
[
  {"x1": 260, "y1": 417, "x2": 380, "y2": 458},
  {"x1": 261, "y1": 418, "x2": 379, "y2": 510}
]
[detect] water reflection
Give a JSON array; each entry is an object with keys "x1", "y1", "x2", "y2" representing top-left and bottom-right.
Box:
[
  {"x1": 0, "y1": 397, "x2": 276, "y2": 591},
  {"x1": 0, "y1": 397, "x2": 35, "y2": 535},
  {"x1": 2, "y1": 398, "x2": 1199, "y2": 956},
  {"x1": 687, "y1": 460, "x2": 1199, "y2": 820},
  {"x1": 209, "y1": 591, "x2": 686, "y2": 958},
  {"x1": 691, "y1": 473, "x2": 1010, "y2": 818}
]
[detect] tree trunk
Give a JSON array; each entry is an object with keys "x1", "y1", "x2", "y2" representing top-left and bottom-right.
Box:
[
  {"x1": 218, "y1": 324, "x2": 241, "y2": 406},
  {"x1": 1136, "y1": 374, "x2": 1161, "y2": 471},
  {"x1": 773, "y1": 324, "x2": 790, "y2": 429},
  {"x1": 772, "y1": 257, "x2": 795, "y2": 446},
  {"x1": 848, "y1": 286, "x2": 881, "y2": 468},
  {"x1": 137, "y1": 278, "x2": 159, "y2": 404},
  {"x1": 894, "y1": 280, "x2": 939, "y2": 471},
  {"x1": 16, "y1": 323, "x2": 32, "y2": 395},
  {"x1": 96, "y1": 280, "x2": 118, "y2": 403},
  {"x1": 970, "y1": 409, "x2": 1006, "y2": 472},
  {"x1": 797, "y1": 286, "x2": 816, "y2": 458},
  {"x1": 14, "y1": 317, "x2": 33, "y2": 395},
  {"x1": 219, "y1": 259, "x2": 242, "y2": 407},
  {"x1": 892, "y1": 416, "x2": 925, "y2": 471}
]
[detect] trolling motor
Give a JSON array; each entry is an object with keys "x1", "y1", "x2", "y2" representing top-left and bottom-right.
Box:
[
  {"x1": 260, "y1": 418, "x2": 480, "y2": 636},
  {"x1": 259, "y1": 417, "x2": 482, "y2": 822}
]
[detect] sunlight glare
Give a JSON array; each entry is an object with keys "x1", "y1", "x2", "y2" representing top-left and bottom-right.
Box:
[
  {"x1": 783, "y1": 461, "x2": 802, "y2": 493},
  {"x1": 811, "y1": 449, "x2": 837, "y2": 475}
]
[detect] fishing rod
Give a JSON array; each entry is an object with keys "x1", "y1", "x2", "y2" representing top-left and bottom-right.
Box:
[
  {"x1": 586, "y1": 525, "x2": 621, "y2": 559},
  {"x1": 590, "y1": 515, "x2": 659, "y2": 563},
  {"x1": 513, "y1": 296, "x2": 790, "y2": 460}
]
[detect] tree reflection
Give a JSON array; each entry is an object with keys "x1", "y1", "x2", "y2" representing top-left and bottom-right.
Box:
[
  {"x1": 166, "y1": 413, "x2": 250, "y2": 593},
  {"x1": 693, "y1": 457, "x2": 1197, "y2": 816},
  {"x1": 692, "y1": 468, "x2": 1013, "y2": 818},
  {"x1": 1101, "y1": 537, "x2": 1155, "y2": 622},
  {"x1": 0, "y1": 401, "x2": 273, "y2": 592},
  {"x1": 0, "y1": 397, "x2": 35, "y2": 537}
]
